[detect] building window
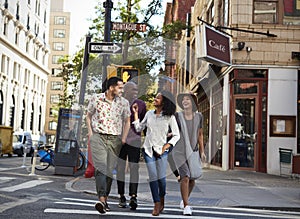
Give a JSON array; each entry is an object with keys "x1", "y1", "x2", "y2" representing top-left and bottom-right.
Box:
[
  {"x1": 49, "y1": 121, "x2": 57, "y2": 130},
  {"x1": 15, "y1": 30, "x2": 19, "y2": 45},
  {"x1": 3, "y1": 18, "x2": 8, "y2": 35},
  {"x1": 38, "y1": 106, "x2": 42, "y2": 132},
  {"x1": 35, "y1": 0, "x2": 40, "y2": 15},
  {"x1": 1, "y1": 55, "x2": 6, "y2": 74},
  {"x1": 283, "y1": 0, "x2": 300, "y2": 25},
  {"x1": 52, "y1": 68, "x2": 62, "y2": 76},
  {"x1": 30, "y1": 103, "x2": 34, "y2": 131},
  {"x1": 35, "y1": 47, "x2": 39, "y2": 60},
  {"x1": 51, "y1": 81, "x2": 63, "y2": 90},
  {"x1": 207, "y1": 1, "x2": 215, "y2": 24},
  {"x1": 44, "y1": 10, "x2": 47, "y2": 23},
  {"x1": 53, "y1": 42, "x2": 65, "y2": 51},
  {"x1": 53, "y1": 29, "x2": 65, "y2": 38},
  {"x1": 54, "y1": 16, "x2": 66, "y2": 25},
  {"x1": 16, "y1": 3, "x2": 20, "y2": 20},
  {"x1": 52, "y1": 55, "x2": 64, "y2": 64},
  {"x1": 26, "y1": 40, "x2": 30, "y2": 52},
  {"x1": 13, "y1": 62, "x2": 20, "y2": 80},
  {"x1": 27, "y1": 15, "x2": 30, "y2": 30},
  {"x1": 21, "y1": 100, "x2": 25, "y2": 129},
  {"x1": 50, "y1": 94, "x2": 60, "y2": 104},
  {"x1": 253, "y1": 0, "x2": 278, "y2": 24},
  {"x1": 49, "y1": 108, "x2": 58, "y2": 117}
]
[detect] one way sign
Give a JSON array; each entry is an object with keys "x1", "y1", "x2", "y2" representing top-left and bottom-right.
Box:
[{"x1": 89, "y1": 42, "x2": 123, "y2": 54}]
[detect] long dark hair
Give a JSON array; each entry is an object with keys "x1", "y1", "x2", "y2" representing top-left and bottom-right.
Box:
[{"x1": 160, "y1": 90, "x2": 176, "y2": 116}]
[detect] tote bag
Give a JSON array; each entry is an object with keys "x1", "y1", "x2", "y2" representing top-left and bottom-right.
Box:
[
  {"x1": 178, "y1": 112, "x2": 202, "y2": 180},
  {"x1": 187, "y1": 148, "x2": 202, "y2": 180}
]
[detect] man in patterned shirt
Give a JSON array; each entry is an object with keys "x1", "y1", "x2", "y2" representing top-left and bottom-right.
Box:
[{"x1": 86, "y1": 77, "x2": 131, "y2": 214}]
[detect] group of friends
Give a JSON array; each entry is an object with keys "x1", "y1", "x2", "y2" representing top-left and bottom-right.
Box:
[{"x1": 86, "y1": 76, "x2": 206, "y2": 216}]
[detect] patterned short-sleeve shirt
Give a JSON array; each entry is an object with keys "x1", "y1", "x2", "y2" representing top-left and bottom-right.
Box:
[{"x1": 87, "y1": 93, "x2": 131, "y2": 135}]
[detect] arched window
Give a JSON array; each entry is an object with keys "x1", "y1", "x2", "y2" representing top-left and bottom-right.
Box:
[
  {"x1": 30, "y1": 103, "x2": 34, "y2": 131},
  {"x1": 21, "y1": 100, "x2": 25, "y2": 129},
  {"x1": 38, "y1": 106, "x2": 42, "y2": 131},
  {"x1": 0, "y1": 91, "x2": 3, "y2": 125},
  {"x1": 9, "y1": 96, "x2": 15, "y2": 128}
]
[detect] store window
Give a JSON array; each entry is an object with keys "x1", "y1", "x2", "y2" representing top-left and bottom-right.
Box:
[
  {"x1": 297, "y1": 70, "x2": 300, "y2": 154},
  {"x1": 211, "y1": 81, "x2": 224, "y2": 167}
]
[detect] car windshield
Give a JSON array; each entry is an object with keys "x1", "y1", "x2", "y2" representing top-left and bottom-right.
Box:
[{"x1": 13, "y1": 135, "x2": 22, "y2": 143}]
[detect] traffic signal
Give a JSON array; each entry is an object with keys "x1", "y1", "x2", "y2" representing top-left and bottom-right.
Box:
[
  {"x1": 121, "y1": 68, "x2": 139, "y2": 83},
  {"x1": 107, "y1": 65, "x2": 117, "y2": 78}
]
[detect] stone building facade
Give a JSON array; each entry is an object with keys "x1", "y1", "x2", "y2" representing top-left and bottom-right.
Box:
[
  {"x1": 165, "y1": 0, "x2": 300, "y2": 175},
  {"x1": 0, "y1": 0, "x2": 50, "y2": 143}
]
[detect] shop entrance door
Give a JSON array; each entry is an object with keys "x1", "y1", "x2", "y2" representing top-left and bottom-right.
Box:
[{"x1": 233, "y1": 97, "x2": 257, "y2": 169}]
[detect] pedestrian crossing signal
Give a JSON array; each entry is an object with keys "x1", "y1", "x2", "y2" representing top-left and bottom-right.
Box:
[
  {"x1": 121, "y1": 68, "x2": 139, "y2": 83},
  {"x1": 107, "y1": 65, "x2": 117, "y2": 78}
]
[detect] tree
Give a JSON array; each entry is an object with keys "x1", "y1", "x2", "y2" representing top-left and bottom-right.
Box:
[{"x1": 61, "y1": 0, "x2": 188, "y2": 107}]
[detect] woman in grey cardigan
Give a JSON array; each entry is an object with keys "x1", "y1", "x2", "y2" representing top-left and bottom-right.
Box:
[{"x1": 174, "y1": 92, "x2": 206, "y2": 216}]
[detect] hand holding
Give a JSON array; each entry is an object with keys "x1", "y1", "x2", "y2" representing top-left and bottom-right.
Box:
[{"x1": 132, "y1": 103, "x2": 139, "y2": 113}]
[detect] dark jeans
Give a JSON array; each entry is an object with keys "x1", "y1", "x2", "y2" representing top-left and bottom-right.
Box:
[{"x1": 117, "y1": 140, "x2": 141, "y2": 196}]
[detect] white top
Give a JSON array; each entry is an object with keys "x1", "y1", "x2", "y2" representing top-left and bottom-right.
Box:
[{"x1": 133, "y1": 110, "x2": 180, "y2": 157}]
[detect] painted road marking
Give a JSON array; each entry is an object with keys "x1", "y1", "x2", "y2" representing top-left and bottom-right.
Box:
[
  {"x1": 0, "y1": 179, "x2": 52, "y2": 192},
  {"x1": 45, "y1": 197, "x2": 300, "y2": 219}
]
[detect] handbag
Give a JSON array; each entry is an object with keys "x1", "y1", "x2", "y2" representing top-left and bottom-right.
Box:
[
  {"x1": 187, "y1": 148, "x2": 202, "y2": 180},
  {"x1": 178, "y1": 112, "x2": 203, "y2": 180}
]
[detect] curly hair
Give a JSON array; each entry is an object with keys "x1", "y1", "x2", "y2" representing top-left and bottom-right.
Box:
[{"x1": 160, "y1": 90, "x2": 176, "y2": 116}]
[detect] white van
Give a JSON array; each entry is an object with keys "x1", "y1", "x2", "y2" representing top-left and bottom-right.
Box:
[{"x1": 12, "y1": 131, "x2": 33, "y2": 157}]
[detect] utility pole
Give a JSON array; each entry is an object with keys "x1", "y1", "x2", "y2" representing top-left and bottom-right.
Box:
[{"x1": 102, "y1": 0, "x2": 113, "y2": 91}]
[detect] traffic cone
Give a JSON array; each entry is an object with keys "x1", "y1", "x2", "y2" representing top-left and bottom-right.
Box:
[{"x1": 84, "y1": 137, "x2": 95, "y2": 178}]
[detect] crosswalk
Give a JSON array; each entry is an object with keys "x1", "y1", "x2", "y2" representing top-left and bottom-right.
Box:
[
  {"x1": 45, "y1": 197, "x2": 300, "y2": 219},
  {"x1": 0, "y1": 176, "x2": 52, "y2": 192},
  {"x1": 0, "y1": 175, "x2": 299, "y2": 219}
]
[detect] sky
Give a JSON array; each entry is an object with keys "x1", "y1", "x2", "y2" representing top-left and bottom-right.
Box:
[{"x1": 64, "y1": 0, "x2": 170, "y2": 56}]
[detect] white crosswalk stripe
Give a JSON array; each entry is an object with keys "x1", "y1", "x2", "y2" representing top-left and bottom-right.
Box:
[
  {"x1": 0, "y1": 179, "x2": 52, "y2": 192},
  {"x1": 44, "y1": 197, "x2": 300, "y2": 219}
]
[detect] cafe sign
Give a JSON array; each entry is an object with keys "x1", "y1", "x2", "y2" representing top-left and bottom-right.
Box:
[{"x1": 196, "y1": 24, "x2": 231, "y2": 66}]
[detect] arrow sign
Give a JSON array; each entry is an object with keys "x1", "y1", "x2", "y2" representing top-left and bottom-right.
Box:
[{"x1": 89, "y1": 42, "x2": 123, "y2": 54}]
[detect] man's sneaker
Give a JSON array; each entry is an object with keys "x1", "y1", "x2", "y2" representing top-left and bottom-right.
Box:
[
  {"x1": 129, "y1": 196, "x2": 138, "y2": 210},
  {"x1": 95, "y1": 202, "x2": 106, "y2": 214},
  {"x1": 180, "y1": 200, "x2": 184, "y2": 209},
  {"x1": 183, "y1": 205, "x2": 192, "y2": 216},
  {"x1": 118, "y1": 196, "x2": 127, "y2": 208},
  {"x1": 105, "y1": 202, "x2": 110, "y2": 211}
]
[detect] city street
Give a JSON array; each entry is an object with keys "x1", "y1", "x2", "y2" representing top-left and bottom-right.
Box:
[{"x1": 0, "y1": 155, "x2": 300, "y2": 218}]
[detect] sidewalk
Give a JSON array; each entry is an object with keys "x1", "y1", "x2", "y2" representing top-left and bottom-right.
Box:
[{"x1": 70, "y1": 162, "x2": 300, "y2": 211}]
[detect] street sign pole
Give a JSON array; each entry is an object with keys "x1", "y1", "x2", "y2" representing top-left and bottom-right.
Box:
[
  {"x1": 102, "y1": 0, "x2": 113, "y2": 92},
  {"x1": 79, "y1": 34, "x2": 91, "y2": 105}
]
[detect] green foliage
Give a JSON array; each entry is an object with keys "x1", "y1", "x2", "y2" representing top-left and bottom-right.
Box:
[
  {"x1": 66, "y1": 0, "x2": 190, "y2": 107},
  {"x1": 162, "y1": 20, "x2": 190, "y2": 40}
]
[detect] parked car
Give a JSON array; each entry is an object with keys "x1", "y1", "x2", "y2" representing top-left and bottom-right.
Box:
[{"x1": 12, "y1": 131, "x2": 34, "y2": 157}]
